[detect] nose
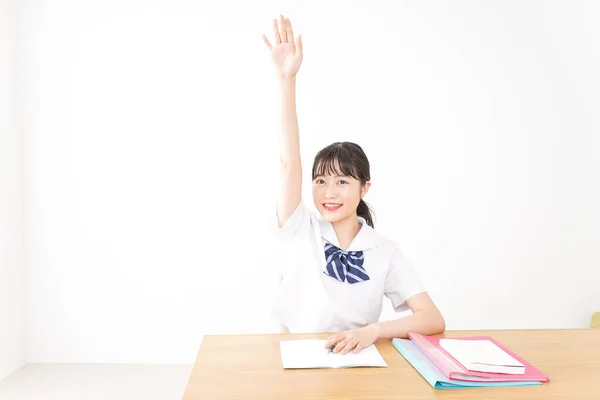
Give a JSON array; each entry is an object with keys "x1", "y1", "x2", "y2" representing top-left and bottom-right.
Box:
[{"x1": 324, "y1": 182, "x2": 338, "y2": 199}]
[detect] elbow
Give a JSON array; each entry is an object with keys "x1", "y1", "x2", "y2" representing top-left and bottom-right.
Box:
[
  {"x1": 423, "y1": 308, "x2": 445, "y2": 336},
  {"x1": 437, "y1": 314, "x2": 446, "y2": 334},
  {"x1": 433, "y1": 311, "x2": 446, "y2": 335}
]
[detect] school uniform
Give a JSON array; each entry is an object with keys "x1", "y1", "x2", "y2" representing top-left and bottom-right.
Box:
[{"x1": 271, "y1": 200, "x2": 425, "y2": 333}]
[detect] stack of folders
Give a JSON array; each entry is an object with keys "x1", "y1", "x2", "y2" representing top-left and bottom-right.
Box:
[{"x1": 392, "y1": 333, "x2": 550, "y2": 389}]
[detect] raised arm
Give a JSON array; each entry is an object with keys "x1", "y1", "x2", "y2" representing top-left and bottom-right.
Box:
[{"x1": 263, "y1": 15, "x2": 303, "y2": 228}]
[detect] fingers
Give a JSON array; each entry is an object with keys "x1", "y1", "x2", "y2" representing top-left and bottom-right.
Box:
[
  {"x1": 285, "y1": 18, "x2": 294, "y2": 44},
  {"x1": 325, "y1": 331, "x2": 366, "y2": 354},
  {"x1": 272, "y1": 18, "x2": 281, "y2": 45},
  {"x1": 278, "y1": 15, "x2": 287, "y2": 43},
  {"x1": 333, "y1": 337, "x2": 351, "y2": 354},
  {"x1": 262, "y1": 34, "x2": 273, "y2": 50},
  {"x1": 340, "y1": 339, "x2": 359, "y2": 355},
  {"x1": 266, "y1": 16, "x2": 301, "y2": 52},
  {"x1": 325, "y1": 332, "x2": 346, "y2": 349},
  {"x1": 353, "y1": 342, "x2": 365, "y2": 354}
]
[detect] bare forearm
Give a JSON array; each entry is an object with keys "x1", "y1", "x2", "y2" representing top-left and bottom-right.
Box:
[
  {"x1": 372, "y1": 308, "x2": 445, "y2": 340},
  {"x1": 279, "y1": 77, "x2": 300, "y2": 167}
]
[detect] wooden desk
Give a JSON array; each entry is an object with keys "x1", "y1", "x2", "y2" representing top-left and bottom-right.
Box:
[{"x1": 182, "y1": 329, "x2": 600, "y2": 399}]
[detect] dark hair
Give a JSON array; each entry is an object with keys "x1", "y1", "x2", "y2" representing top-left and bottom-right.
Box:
[{"x1": 311, "y1": 142, "x2": 375, "y2": 228}]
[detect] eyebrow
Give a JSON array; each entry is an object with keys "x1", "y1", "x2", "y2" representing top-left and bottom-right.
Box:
[{"x1": 315, "y1": 175, "x2": 349, "y2": 178}]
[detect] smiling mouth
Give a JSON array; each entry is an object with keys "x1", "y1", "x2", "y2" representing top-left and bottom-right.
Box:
[{"x1": 323, "y1": 203, "x2": 343, "y2": 211}]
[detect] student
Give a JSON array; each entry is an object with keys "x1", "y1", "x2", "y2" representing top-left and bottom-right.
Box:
[{"x1": 263, "y1": 15, "x2": 445, "y2": 355}]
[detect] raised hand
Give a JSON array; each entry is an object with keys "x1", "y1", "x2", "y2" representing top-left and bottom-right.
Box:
[{"x1": 262, "y1": 15, "x2": 303, "y2": 79}]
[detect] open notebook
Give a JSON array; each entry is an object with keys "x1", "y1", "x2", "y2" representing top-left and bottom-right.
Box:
[{"x1": 279, "y1": 339, "x2": 388, "y2": 369}]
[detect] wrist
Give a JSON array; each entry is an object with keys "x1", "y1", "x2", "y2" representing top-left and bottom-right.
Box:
[
  {"x1": 369, "y1": 322, "x2": 382, "y2": 339},
  {"x1": 279, "y1": 75, "x2": 296, "y2": 84}
]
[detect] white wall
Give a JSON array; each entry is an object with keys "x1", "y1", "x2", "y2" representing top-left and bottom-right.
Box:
[
  {"x1": 21, "y1": 0, "x2": 600, "y2": 364},
  {"x1": 0, "y1": 0, "x2": 25, "y2": 381}
]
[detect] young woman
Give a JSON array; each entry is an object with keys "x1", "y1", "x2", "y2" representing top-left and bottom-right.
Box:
[{"x1": 263, "y1": 15, "x2": 445, "y2": 355}]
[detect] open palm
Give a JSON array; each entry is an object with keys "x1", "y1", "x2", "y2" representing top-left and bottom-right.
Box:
[{"x1": 263, "y1": 15, "x2": 303, "y2": 79}]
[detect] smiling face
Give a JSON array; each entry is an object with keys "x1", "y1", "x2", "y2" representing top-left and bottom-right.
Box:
[
  {"x1": 312, "y1": 172, "x2": 370, "y2": 224},
  {"x1": 311, "y1": 142, "x2": 373, "y2": 225}
]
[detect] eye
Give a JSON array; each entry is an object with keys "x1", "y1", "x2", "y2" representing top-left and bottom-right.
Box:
[
  {"x1": 316, "y1": 179, "x2": 325, "y2": 184},
  {"x1": 339, "y1": 180, "x2": 348, "y2": 185}
]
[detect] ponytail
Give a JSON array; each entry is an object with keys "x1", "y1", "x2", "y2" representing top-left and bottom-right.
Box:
[{"x1": 357, "y1": 199, "x2": 374, "y2": 228}]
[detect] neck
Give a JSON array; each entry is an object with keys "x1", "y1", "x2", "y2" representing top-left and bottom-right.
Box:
[{"x1": 331, "y1": 214, "x2": 361, "y2": 251}]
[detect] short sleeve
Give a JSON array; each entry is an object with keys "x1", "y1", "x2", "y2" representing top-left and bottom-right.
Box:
[
  {"x1": 271, "y1": 200, "x2": 315, "y2": 280},
  {"x1": 384, "y1": 247, "x2": 426, "y2": 313},
  {"x1": 274, "y1": 200, "x2": 311, "y2": 240}
]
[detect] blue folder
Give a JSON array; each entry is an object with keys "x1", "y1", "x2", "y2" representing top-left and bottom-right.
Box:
[{"x1": 392, "y1": 338, "x2": 542, "y2": 389}]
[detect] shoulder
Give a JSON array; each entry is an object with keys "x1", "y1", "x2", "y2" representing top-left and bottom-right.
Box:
[
  {"x1": 274, "y1": 199, "x2": 321, "y2": 240},
  {"x1": 368, "y1": 236, "x2": 412, "y2": 271},
  {"x1": 350, "y1": 219, "x2": 391, "y2": 252},
  {"x1": 358, "y1": 226, "x2": 403, "y2": 267},
  {"x1": 360, "y1": 223, "x2": 400, "y2": 254}
]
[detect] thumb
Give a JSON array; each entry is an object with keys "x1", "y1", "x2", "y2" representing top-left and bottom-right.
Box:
[{"x1": 262, "y1": 34, "x2": 273, "y2": 50}]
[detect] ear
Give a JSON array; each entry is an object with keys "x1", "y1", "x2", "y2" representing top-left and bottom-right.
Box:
[{"x1": 361, "y1": 181, "x2": 371, "y2": 198}]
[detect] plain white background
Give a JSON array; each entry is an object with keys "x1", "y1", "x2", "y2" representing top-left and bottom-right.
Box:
[
  {"x1": 1, "y1": 0, "x2": 599, "y2": 378},
  {"x1": 0, "y1": 0, "x2": 25, "y2": 382}
]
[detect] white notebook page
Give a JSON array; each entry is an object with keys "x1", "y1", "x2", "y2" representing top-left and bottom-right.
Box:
[{"x1": 279, "y1": 339, "x2": 388, "y2": 369}]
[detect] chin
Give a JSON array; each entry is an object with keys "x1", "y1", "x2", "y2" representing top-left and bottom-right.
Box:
[
  {"x1": 320, "y1": 210, "x2": 348, "y2": 223},
  {"x1": 321, "y1": 214, "x2": 338, "y2": 223}
]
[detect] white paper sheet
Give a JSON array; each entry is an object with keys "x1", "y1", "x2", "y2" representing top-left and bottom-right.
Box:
[
  {"x1": 439, "y1": 339, "x2": 525, "y2": 374},
  {"x1": 279, "y1": 339, "x2": 388, "y2": 369}
]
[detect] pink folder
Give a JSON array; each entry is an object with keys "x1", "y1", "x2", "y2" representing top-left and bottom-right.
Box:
[{"x1": 408, "y1": 333, "x2": 550, "y2": 383}]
